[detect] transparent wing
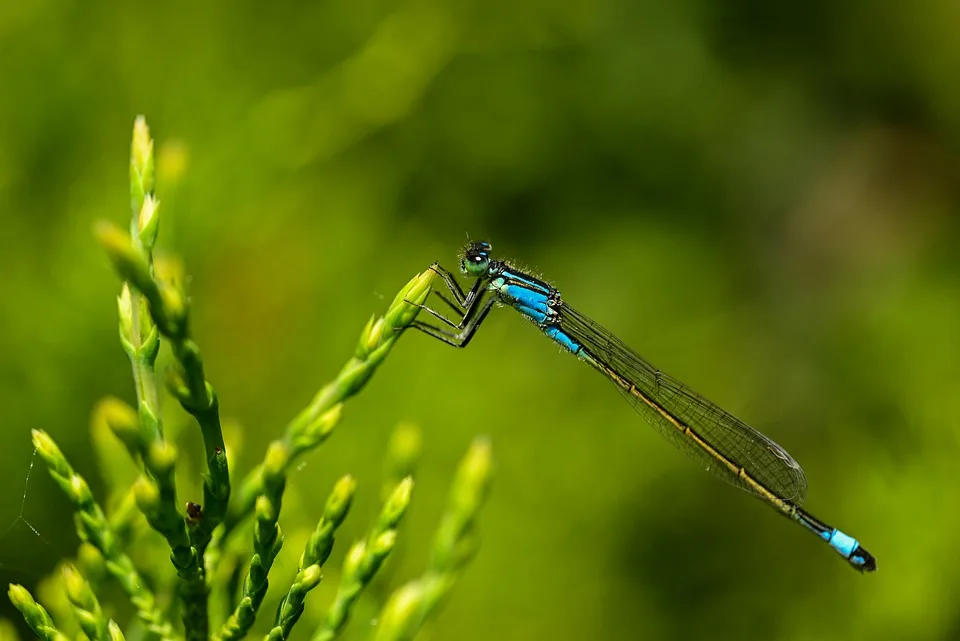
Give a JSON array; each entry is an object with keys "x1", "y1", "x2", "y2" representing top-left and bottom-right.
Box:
[{"x1": 559, "y1": 304, "x2": 808, "y2": 504}]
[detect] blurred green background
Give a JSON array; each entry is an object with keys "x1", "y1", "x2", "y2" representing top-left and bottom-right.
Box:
[{"x1": 2, "y1": 0, "x2": 960, "y2": 639}]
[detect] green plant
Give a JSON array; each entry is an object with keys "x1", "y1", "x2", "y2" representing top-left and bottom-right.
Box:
[{"x1": 6, "y1": 117, "x2": 492, "y2": 641}]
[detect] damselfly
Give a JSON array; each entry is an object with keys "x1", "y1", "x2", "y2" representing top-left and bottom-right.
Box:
[{"x1": 409, "y1": 240, "x2": 876, "y2": 572}]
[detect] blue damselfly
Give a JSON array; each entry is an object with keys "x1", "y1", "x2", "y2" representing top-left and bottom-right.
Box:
[{"x1": 409, "y1": 241, "x2": 876, "y2": 572}]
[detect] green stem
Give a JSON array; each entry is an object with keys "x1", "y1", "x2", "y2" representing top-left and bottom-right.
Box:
[
  {"x1": 264, "y1": 564, "x2": 321, "y2": 641},
  {"x1": 98, "y1": 116, "x2": 232, "y2": 639},
  {"x1": 168, "y1": 339, "x2": 230, "y2": 557},
  {"x1": 62, "y1": 564, "x2": 115, "y2": 641},
  {"x1": 31, "y1": 430, "x2": 176, "y2": 640},
  {"x1": 312, "y1": 477, "x2": 413, "y2": 641},
  {"x1": 8, "y1": 584, "x2": 70, "y2": 641},
  {"x1": 372, "y1": 438, "x2": 493, "y2": 641},
  {"x1": 214, "y1": 443, "x2": 288, "y2": 641},
  {"x1": 223, "y1": 269, "x2": 434, "y2": 536},
  {"x1": 265, "y1": 476, "x2": 356, "y2": 640}
]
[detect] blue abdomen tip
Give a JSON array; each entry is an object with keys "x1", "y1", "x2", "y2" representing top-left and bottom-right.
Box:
[
  {"x1": 828, "y1": 529, "x2": 858, "y2": 557},
  {"x1": 829, "y1": 529, "x2": 877, "y2": 572}
]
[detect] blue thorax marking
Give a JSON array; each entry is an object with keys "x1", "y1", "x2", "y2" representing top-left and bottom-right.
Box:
[
  {"x1": 499, "y1": 267, "x2": 552, "y2": 294},
  {"x1": 492, "y1": 267, "x2": 555, "y2": 323},
  {"x1": 515, "y1": 304, "x2": 548, "y2": 325},
  {"x1": 491, "y1": 266, "x2": 582, "y2": 354},
  {"x1": 503, "y1": 285, "x2": 550, "y2": 314}
]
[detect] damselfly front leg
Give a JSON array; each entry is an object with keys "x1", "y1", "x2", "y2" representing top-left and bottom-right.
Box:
[
  {"x1": 406, "y1": 262, "x2": 486, "y2": 329},
  {"x1": 409, "y1": 293, "x2": 497, "y2": 348}
]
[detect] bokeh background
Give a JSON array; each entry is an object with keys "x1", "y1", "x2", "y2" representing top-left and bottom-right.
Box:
[{"x1": 2, "y1": 0, "x2": 960, "y2": 639}]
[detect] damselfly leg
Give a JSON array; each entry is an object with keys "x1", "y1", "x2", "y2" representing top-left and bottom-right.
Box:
[{"x1": 406, "y1": 263, "x2": 496, "y2": 347}]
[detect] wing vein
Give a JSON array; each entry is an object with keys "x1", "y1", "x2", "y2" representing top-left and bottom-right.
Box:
[{"x1": 558, "y1": 304, "x2": 808, "y2": 504}]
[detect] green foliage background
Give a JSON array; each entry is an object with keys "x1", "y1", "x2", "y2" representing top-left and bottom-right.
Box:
[{"x1": 2, "y1": 0, "x2": 959, "y2": 639}]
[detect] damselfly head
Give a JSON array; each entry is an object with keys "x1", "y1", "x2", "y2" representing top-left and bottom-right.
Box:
[{"x1": 461, "y1": 240, "x2": 492, "y2": 277}]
